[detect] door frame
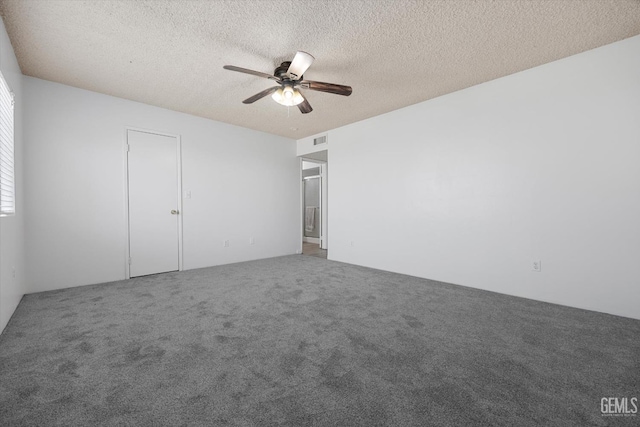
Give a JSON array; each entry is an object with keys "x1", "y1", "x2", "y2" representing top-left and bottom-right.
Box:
[
  {"x1": 123, "y1": 127, "x2": 184, "y2": 279},
  {"x1": 300, "y1": 157, "x2": 327, "y2": 251},
  {"x1": 303, "y1": 174, "x2": 322, "y2": 245}
]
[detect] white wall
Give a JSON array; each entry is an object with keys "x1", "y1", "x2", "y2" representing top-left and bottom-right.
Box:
[
  {"x1": 24, "y1": 77, "x2": 300, "y2": 293},
  {"x1": 324, "y1": 35, "x2": 640, "y2": 319},
  {"x1": 297, "y1": 132, "x2": 328, "y2": 157},
  {"x1": 0, "y1": 19, "x2": 25, "y2": 333}
]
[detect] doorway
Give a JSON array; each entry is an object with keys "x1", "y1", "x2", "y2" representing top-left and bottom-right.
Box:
[
  {"x1": 301, "y1": 155, "x2": 327, "y2": 259},
  {"x1": 126, "y1": 129, "x2": 183, "y2": 277}
]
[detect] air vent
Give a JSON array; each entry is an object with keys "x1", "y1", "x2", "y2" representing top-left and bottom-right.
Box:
[{"x1": 313, "y1": 135, "x2": 327, "y2": 145}]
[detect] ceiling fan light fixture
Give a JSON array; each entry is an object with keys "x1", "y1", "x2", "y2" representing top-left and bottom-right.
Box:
[
  {"x1": 283, "y1": 86, "x2": 295, "y2": 100},
  {"x1": 272, "y1": 86, "x2": 304, "y2": 106},
  {"x1": 292, "y1": 90, "x2": 304, "y2": 105}
]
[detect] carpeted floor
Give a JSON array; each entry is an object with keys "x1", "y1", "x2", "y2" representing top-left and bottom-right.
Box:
[{"x1": 0, "y1": 255, "x2": 638, "y2": 426}]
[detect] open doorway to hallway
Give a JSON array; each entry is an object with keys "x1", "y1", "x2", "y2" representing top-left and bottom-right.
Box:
[
  {"x1": 302, "y1": 241, "x2": 327, "y2": 258},
  {"x1": 301, "y1": 152, "x2": 327, "y2": 259}
]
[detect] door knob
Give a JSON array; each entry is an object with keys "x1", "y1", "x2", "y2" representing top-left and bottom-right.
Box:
[{"x1": 171, "y1": 210, "x2": 179, "y2": 215}]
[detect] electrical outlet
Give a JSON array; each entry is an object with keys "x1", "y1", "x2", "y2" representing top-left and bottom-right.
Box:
[
  {"x1": 249, "y1": 237, "x2": 255, "y2": 245},
  {"x1": 184, "y1": 190, "x2": 192, "y2": 199},
  {"x1": 12, "y1": 266, "x2": 16, "y2": 278},
  {"x1": 532, "y1": 260, "x2": 542, "y2": 272},
  {"x1": 223, "y1": 240, "x2": 230, "y2": 247}
]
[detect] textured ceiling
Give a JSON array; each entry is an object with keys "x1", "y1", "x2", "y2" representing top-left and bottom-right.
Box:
[{"x1": 1, "y1": 1, "x2": 640, "y2": 139}]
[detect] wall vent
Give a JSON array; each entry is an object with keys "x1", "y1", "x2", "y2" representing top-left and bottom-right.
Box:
[{"x1": 313, "y1": 135, "x2": 327, "y2": 145}]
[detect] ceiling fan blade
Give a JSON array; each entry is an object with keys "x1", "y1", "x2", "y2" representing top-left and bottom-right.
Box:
[
  {"x1": 287, "y1": 51, "x2": 315, "y2": 80},
  {"x1": 299, "y1": 80, "x2": 352, "y2": 96},
  {"x1": 298, "y1": 96, "x2": 313, "y2": 114},
  {"x1": 242, "y1": 86, "x2": 280, "y2": 104},
  {"x1": 223, "y1": 65, "x2": 280, "y2": 82}
]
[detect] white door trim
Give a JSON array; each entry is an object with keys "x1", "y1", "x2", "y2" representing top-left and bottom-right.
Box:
[
  {"x1": 320, "y1": 162, "x2": 328, "y2": 250},
  {"x1": 298, "y1": 157, "x2": 304, "y2": 254},
  {"x1": 124, "y1": 127, "x2": 183, "y2": 279}
]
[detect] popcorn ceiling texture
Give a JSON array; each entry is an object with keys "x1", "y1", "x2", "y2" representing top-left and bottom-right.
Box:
[{"x1": 1, "y1": 0, "x2": 639, "y2": 139}]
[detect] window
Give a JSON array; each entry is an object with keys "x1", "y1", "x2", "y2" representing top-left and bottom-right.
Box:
[{"x1": 0, "y1": 71, "x2": 15, "y2": 216}]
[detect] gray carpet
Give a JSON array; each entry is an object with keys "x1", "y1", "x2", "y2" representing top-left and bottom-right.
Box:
[{"x1": 0, "y1": 255, "x2": 638, "y2": 426}]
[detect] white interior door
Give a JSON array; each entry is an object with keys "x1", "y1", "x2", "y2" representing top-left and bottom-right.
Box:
[{"x1": 127, "y1": 130, "x2": 180, "y2": 277}]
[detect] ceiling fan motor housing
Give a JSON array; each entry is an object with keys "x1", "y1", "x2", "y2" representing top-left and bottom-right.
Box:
[{"x1": 274, "y1": 62, "x2": 294, "y2": 80}]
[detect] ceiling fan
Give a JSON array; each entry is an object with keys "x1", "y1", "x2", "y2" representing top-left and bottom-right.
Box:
[{"x1": 223, "y1": 51, "x2": 352, "y2": 114}]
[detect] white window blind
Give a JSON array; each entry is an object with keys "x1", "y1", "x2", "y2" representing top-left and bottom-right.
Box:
[{"x1": 0, "y1": 71, "x2": 15, "y2": 216}]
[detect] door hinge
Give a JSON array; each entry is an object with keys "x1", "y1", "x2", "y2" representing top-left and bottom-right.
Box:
[{"x1": 126, "y1": 144, "x2": 130, "y2": 152}]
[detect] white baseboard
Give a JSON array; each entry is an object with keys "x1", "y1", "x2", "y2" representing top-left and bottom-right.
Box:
[{"x1": 303, "y1": 237, "x2": 320, "y2": 244}]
